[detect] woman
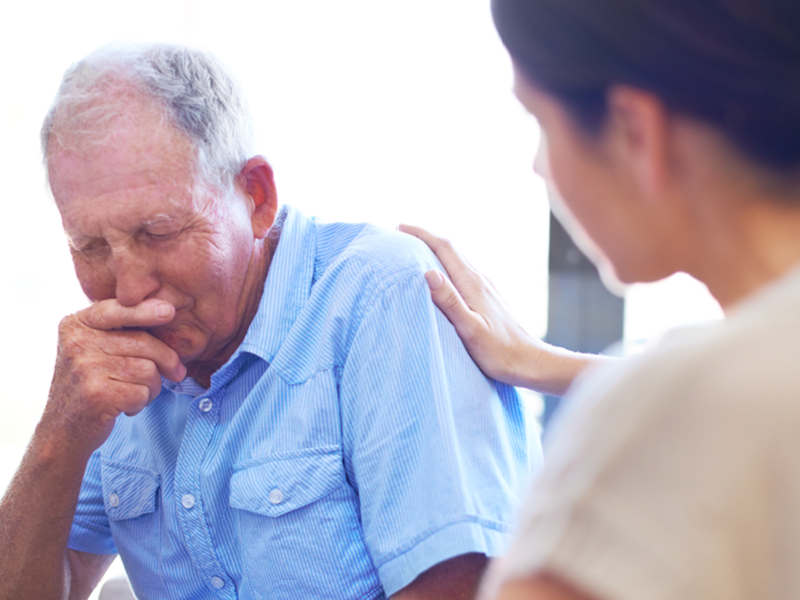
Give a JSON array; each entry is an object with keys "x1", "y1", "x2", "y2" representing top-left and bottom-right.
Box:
[{"x1": 402, "y1": 0, "x2": 800, "y2": 598}]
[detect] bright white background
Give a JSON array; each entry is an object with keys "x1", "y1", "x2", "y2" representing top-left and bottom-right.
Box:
[{"x1": 0, "y1": 1, "x2": 722, "y2": 595}]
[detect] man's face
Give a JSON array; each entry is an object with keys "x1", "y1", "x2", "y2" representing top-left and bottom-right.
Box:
[{"x1": 48, "y1": 101, "x2": 260, "y2": 371}]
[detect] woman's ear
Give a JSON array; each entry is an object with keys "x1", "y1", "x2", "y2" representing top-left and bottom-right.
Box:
[
  {"x1": 239, "y1": 156, "x2": 278, "y2": 238},
  {"x1": 606, "y1": 86, "x2": 672, "y2": 201}
]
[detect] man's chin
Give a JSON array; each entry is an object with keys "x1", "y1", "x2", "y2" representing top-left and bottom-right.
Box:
[{"x1": 146, "y1": 325, "x2": 199, "y2": 363}]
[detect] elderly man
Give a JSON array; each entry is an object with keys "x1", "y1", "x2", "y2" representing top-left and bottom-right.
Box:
[{"x1": 0, "y1": 44, "x2": 537, "y2": 599}]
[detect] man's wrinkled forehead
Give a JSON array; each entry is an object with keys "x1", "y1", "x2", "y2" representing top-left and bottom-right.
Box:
[
  {"x1": 47, "y1": 95, "x2": 198, "y2": 202},
  {"x1": 48, "y1": 78, "x2": 155, "y2": 156}
]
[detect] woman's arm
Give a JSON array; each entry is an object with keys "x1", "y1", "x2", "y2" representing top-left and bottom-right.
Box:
[{"x1": 399, "y1": 225, "x2": 612, "y2": 397}]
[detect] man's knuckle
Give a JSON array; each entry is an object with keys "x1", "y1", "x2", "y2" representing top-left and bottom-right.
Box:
[
  {"x1": 144, "y1": 358, "x2": 160, "y2": 378},
  {"x1": 81, "y1": 375, "x2": 107, "y2": 403},
  {"x1": 117, "y1": 356, "x2": 138, "y2": 378},
  {"x1": 136, "y1": 384, "x2": 151, "y2": 405},
  {"x1": 123, "y1": 330, "x2": 156, "y2": 356},
  {"x1": 125, "y1": 333, "x2": 145, "y2": 355},
  {"x1": 57, "y1": 316, "x2": 72, "y2": 335},
  {"x1": 59, "y1": 335, "x2": 81, "y2": 357},
  {"x1": 58, "y1": 314, "x2": 83, "y2": 340}
]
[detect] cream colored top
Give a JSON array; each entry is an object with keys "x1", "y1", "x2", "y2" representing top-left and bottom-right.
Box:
[{"x1": 482, "y1": 264, "x2": 800, "y2": 600}]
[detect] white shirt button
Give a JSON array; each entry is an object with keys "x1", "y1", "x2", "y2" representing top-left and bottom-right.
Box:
[
  {"x1": 182, "y1": 494, "x2": 196, "y2": 509},
  {"x1": 108, "y1": 493, "x2": 120, "y2": 507},
  {"x1": 199, "y1": 399, "x2": 214, "y2": 412},
  {"x1": 268, "y1": 488, "x2": 284, "y2": 505},
  {"x1": 210, "y1": 576, "x2": 225, "y2": 589}
]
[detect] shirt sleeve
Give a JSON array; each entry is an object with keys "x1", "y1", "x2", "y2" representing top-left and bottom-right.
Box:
[
  {"x1": 339, "y1": 268, "x2": 541, "y2": 597},
  {"x1": 68, "y1": 450, "x2": 118, "y2": 555}
]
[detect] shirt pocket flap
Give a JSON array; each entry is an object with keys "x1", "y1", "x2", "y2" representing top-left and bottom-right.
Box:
[
  {"x1": 100, "y1": 460, "x2": 161, "y2": 521},
  {"x1": 230, "y1": 450, "x2": 344, "y2": 518}
]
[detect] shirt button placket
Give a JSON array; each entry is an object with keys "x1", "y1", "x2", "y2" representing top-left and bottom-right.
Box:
[{"x1": 175, "y1": 389, "x2": 235, "y2": 598}]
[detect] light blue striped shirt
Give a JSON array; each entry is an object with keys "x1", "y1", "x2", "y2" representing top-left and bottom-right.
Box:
[{"x1": 69, "y1": 205, "x2": 541, "y2": 599}]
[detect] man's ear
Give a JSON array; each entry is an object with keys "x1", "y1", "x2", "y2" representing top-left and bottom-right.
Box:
[
  {"x1": 606, "y1": 86, "x2": 671, "y2": 201},
  {"x1": 239, "y1": 156, "x2": 278, "y2": 239}
]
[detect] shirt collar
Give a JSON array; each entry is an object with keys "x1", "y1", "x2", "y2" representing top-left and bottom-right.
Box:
[
  {"x1": 236, "y1": 204, "x2": 317, "y2": 364},
  {"x1": 162, "y1": 205, "x2": 316, "y2": 393}
]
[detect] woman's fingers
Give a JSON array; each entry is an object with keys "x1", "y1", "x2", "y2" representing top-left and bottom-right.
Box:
[
  {"x1": 398, "y1": 223, "x2": 438, "y2": 246},
  {"x1": 400, "y1": 223, "x2": 605, "y2": 395},
  {"x1": 399, "y1": 225, "x2": 473, "y2": 279},
  {"x1": 424, "y1": 269, "x2": 482, "y2": 343}
]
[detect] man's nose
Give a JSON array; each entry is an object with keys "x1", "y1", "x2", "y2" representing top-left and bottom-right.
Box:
[{"x1": 109, "y1": 247, "x2": 161, "y2": 306}]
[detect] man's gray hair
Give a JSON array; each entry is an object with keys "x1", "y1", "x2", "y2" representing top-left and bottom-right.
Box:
[{"x1": 41, "y1": 43, "x2": 255, "y2": 191}]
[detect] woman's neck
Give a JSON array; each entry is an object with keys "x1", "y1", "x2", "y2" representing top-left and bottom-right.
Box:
[{"x1": 689, "y1": 192, "x2": 800, "y2": 313}]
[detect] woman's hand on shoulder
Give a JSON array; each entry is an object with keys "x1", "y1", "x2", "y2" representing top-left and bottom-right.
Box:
[{"x1": 399, "y1": 224, "x2": 608, "y2": 397}]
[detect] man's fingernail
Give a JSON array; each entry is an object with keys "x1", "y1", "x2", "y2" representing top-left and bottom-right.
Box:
[
  {"x1": 425, "y1": 270, "x2": 444, "y2": 291},
  {"x1": 156, "y1": 303, "x2": 172, "y2": 319}
]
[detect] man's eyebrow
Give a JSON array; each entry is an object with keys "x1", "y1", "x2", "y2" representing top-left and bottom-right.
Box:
[
  {"x1": 142, "y1": 213, "x2": 175, "y2": 226},
  {"x1": 142, "y1": 213, "x2": 174, "y2": 225},
  {"x1": 65, "y1": 233, "x2": 95, "y2": 249}
]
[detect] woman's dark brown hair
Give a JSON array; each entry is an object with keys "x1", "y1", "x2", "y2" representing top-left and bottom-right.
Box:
[{"x1": 492, "y1": 0, "x2": 800, "y2": 170}]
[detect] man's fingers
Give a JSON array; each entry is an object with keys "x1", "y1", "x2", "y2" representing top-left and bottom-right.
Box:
[
  {"x1": 75, "y1": 357, "x2": 160, "y2": 419},
  {"x1": 102, "y1": 379, "x2": 157, "y2": 418},
  {"x1": 80, "y1": 298, "x2": 176, "y2": 331},
  {"x1": 110, "y1": 355, "x2": 169, "y2": 404},
  {"x1": 152, "y1": 348, "x2": 186, "y2": 383},
  {"x1": 77, "y1": 299, "x2": 186, "y2": 381},
  {"x1": 98, "y1": 330, "x2": 186, "y2": 383}
]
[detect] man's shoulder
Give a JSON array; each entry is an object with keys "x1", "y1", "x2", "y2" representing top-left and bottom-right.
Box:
[
  {"x1": 267, "y1": 218, "x2": 443, "y2": 382},
  {"x1": 313, "y1": 219, "x2": 439, "y2": 293},
  {"x1": 317, "y1": 219, "x2": 437, "y2": 270}
]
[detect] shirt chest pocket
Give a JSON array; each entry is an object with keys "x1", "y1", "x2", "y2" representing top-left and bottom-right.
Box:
[
  {"x1": 99, "y1": 459, "x2": 166, "y2": 595},
  {"x1": 100, "y1": 460, "x2": 160, "y2": 520},
  {"x1": 229, "y1": 448, "x2": 345, "y2": 517},
  {"x1": 229, "y1": 449, "x2": 379, "y2": 599}
]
